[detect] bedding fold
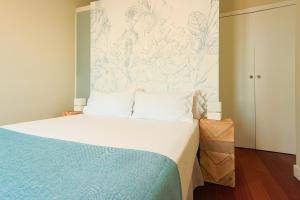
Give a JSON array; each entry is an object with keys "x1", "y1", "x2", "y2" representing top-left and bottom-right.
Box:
[{"x1": 0, "y1": 128, "x2": 182, "y2": 200}]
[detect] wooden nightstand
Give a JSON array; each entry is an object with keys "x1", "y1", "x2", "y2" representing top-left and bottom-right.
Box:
[
  {"x1": 199, "y1": 118, "x2": 235, "y2": 187},
  {"x1": 61, "y1": 111, "x2": 82, "y2": 117}
]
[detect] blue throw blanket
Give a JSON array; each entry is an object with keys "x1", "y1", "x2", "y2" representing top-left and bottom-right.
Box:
[{"x1": 0, "y1": 128, "x2": 182, "y2": 200}]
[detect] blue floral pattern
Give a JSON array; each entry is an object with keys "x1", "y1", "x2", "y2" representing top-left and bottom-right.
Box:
[{"x1": 91, "y1": 0, "x2": 219, "y2": 114}]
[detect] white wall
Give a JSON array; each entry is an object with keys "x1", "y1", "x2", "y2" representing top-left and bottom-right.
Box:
[{"x1": 0, "y1": 0, "x2": 84, "y2": 125}]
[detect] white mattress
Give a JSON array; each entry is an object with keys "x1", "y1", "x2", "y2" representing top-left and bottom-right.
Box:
[{"x1": 2, "y1": 114, "x2": 199, "y2": 200}]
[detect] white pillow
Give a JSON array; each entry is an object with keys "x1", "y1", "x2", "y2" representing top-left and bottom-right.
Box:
[
  {"x1": 132, "y1": 91, "x2": 194, "y2": 123},
  {"x1": 83, "y1": 92, "x2": 134, "y2": 117}
]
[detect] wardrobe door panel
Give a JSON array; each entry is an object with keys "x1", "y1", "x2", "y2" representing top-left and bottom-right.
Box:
[
  {"x1": 220, "y1": 14, "x2": 256, "y2": 149},
  {"x1": 254, "y1": 6, "x2": 296, "y2": 154}
]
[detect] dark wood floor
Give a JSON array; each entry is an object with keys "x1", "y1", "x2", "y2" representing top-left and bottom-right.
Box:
[{"x1": 194, "y1": 148, "x2": 300, "y2": 200}]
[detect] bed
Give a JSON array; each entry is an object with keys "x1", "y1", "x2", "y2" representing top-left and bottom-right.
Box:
[{"x1": 0, "y1": 114, "x2": 203, "y2": 200}]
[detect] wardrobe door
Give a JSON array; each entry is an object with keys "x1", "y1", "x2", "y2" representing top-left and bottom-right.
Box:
[
  {"x1": 220, "y1": 14, "x2": 256, "y2": 149},
  {"x1": 254, "y1": 6, "x2": 296, "y2": 154}
]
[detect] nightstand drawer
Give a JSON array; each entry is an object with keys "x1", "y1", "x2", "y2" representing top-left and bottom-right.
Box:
[
  {"x1": 200, "y1": 139, "x2": 234, "y2": 154},
  {"x1": 200, "y1": 150, "x2": 235, "y2": 187},
  {"x1": 200, "y1": 118, "x2": 234, "y2": 141}
]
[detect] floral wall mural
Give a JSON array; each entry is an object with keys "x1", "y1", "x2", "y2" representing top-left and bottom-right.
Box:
[{"x1": 91, "y1": 0, "x2": 219, "y2": 114}]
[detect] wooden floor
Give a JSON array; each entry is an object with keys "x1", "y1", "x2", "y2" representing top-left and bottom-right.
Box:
[{"x1": 194, "y1": 148, "x2": 300, "y2": 200}]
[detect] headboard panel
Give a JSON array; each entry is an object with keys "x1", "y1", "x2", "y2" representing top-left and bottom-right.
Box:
[{"x1": 90, "y1": 0, "x2": 219, "y2": 113}]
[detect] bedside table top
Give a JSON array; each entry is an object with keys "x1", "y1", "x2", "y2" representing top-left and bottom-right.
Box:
[
  {"x1": 200, "y1": 118, "x2": 233, "y2": 124},
  {"x1": 61, "y1": 111, "x2": 82, "y2": 116}
]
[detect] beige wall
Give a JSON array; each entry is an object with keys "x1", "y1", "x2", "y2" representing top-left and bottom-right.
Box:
[
  {"x1": 75, "y1": 0, "x2": 93, "y2": 7},
  {"x1": 220, "y1": 0, "x2": 287, "y2": 13},
  {"x1": 77, "y1": 0, "x2": 94, "y2": 7},
  {"x1": 296, "y1": 0, "x2": 300, "y2": 166},
  {"x1": 0, "y1": 0, "x2": 89, "y2": 125}
]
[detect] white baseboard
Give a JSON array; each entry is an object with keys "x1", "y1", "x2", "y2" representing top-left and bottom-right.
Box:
[{"x1": 294, "y1": 165, "x2": 300, "y2": 181}]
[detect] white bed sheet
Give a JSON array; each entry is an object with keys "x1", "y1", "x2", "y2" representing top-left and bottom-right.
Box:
[{"x1": 2, "y1": 114, "x2": 200, "y2": 200}]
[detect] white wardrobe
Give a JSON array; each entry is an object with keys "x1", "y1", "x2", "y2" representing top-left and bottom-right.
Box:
[{"x1": 220, "y1": 4, "x2": 296, "y2": 154}]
